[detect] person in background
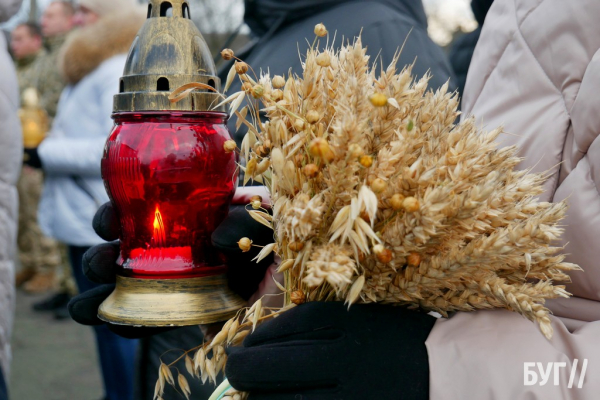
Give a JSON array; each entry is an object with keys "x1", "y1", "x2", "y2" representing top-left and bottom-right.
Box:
[
  {"x1": 222, "y1": 0, "x2": 456, "y2": 144},
  {"x1": 448, "y1": 0, "x2": 494, "y2": 101},
  {"x1": 37, "y1": 0, "x2": 74, "y2": 120},
  {"x1": 0, "y1": 0, "x2": 23, "y2": 398},
  {"x1": 10, "y1": 22, "x2": 42, "y2": 95},
  {"x1": 11, "y1": 21, "x2": 65, "y2": 298},
  {"x1": 23, "y1": 0, "x2": 145, "y2": 399},
  {"x1": 24, "y1": 0, "x2": 76, "y2": 314}
]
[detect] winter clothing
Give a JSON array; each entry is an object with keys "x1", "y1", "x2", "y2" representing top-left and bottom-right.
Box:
[
  {"x1": 37, "y1": 10, "x2": 144, "y2": 400},
  {"x1": 78, "y1": 0, "x2": 139, "y2": 18},
  {"x1": 15, "y1": 53, "x2": 64, "y2": 287},
  {"x1": 0, "y1": 0, "x2": 19, "y2": 22},
  {"x1": 426, "y1": 0, "x2": 600, "y2": 398},
  {"x1": 0, "y1": 366, "x2": 6, "y2": 400},
  {"x1": 20, "y1": 148, "x2": 46, "y2": 291},
  {"x1": 0, "y1": 0, "x2": 22, "y2": 381},
  {"x1": 69, "y1": 196, "x2": 277, "y2": 399},
  {"x1": 34, "y1": 34, "x2": 68, "y2": 120},
  {"x1": 16, "y1": 37, "x2": 72, "y2": 295},
  {"x1": 69, "y1": 245, "x2": 138, "y2": 400},
  {"x1": 16, "y1": 166, "x2": 62, "y2": 287},
  {"x1": 135, "y1": 327, "x2": 219, "y2": 400},
  {"x1": 214, "y1": 205, "x2": 277, "y2": 300},
  {"x1": 449, "y1": 29, "x2": 480, "y2": 100},
  {"x1": 449, "y1": 0, "x2": 494, "y2": 99},
  {"x1": 222, "y1": 0, "x2": 455, "y2": 143},
  {"x1": 471, "y1": 0, "x2": 494, "y2": 24},
  {"x1": 37, "y1": 11, "x2": 143, "y2": 247},
  {"x1": 227, "y1": 302, "x2": 434, "y2": 399},
  {"x1": 22, "y1": 147, "x2": 41, "y2": 169},
  {"x1": 15, "y1": 51, "x2": 43, "y2": 98}
]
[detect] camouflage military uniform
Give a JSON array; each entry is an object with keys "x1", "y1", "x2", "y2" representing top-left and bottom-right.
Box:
[
  {"x1": 15, "y1": 52, "x2": 44, "y2": 98},
  {"x1": 15, "y1": 34, "x2": 70, "y2": 119},
  {"x1": 35, "y1": 34, "x2": 68, "y2": 120},
  {"x1": 15, "y1": 40, "x2": 74, "y2": 294},
  {"x1": 17, "y1": 168, "x2": 62, "y2": 271},
  {"x1": 38, "y1": 34, "x2": 77, "y2": 295}
]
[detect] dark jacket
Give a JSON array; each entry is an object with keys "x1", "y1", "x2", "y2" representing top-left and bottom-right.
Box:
[
  {"x1": 220, "y1": 0, "x2": 456, "y2": 143},
  {"x1": 449, "y1": 0, "x2": 494, "y2": 99}
]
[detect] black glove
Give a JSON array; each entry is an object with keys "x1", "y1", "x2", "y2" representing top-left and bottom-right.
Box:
[
  {"x1": 68, "y1": 201, "x2": 274, "y2": 338},
  {"x1": 23, "y1": 147, "x2": 42, "y2": 169},
  {"x1": 226, "y1": 301, "x2": 435, "y2": 400}
]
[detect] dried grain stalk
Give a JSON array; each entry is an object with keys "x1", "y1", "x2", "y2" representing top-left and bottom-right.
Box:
[
  {"x1": 161, "y1": 25, "x2": 580, "y2": 398},
  {"x1": 228, "y1": 31, "x2": 578, "y2": 340}
]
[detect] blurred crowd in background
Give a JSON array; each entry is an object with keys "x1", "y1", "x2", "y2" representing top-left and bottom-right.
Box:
[{"x1": 0, "y1": 1, "x2": 486, "y2": 399}]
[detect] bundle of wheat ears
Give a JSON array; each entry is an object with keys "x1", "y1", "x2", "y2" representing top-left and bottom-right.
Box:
[{"x1": 154, "y1": 24, "x2": 579, "y2": 399}]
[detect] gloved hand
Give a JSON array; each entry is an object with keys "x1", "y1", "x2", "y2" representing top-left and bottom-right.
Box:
[
  {"x1": 226, "y1": 301, "x2": 436, "y2": 400},
  {"x1": 23, "y1": 147, "x2": 42, "y2": 169},
  {"x1": 68, "y1": 200, "x2": 275, "y2": 338}
]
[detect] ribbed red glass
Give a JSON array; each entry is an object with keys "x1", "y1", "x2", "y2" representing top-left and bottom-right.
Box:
[{"x1": 101, "y1": 112, "x2": 237, "y2": 279}]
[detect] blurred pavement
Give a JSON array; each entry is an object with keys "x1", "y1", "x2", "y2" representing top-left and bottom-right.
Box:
[{"x1": 9, "y1": 290, "x2": 103, "y2": 400}]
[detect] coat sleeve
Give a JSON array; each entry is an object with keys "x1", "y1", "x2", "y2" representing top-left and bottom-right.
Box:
[
  {"x1": 360, "y1": 17, "x2": 457, "y2": 92},
  {"x1": 37, "y1": 137, "x2": 107, "y2": 176},
  {"x1": 426, "y1": 310, "x2": 600, "y2": 399},
  {"x1": 429, "y1": 0, "x2": 600, "y2": 397},
  {"x1": 37, "y1": 59, "x2": 118, "y2": 177},
  {"x1": 0, "y1": 32, "x2": 20, "y2": 377}
]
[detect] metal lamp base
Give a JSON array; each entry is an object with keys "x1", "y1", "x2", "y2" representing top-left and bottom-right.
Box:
[{"x1": 98, "y1": 274, "x2": 245, "y2": 327}]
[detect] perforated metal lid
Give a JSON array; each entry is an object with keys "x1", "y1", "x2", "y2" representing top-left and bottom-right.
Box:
[{"x1": 113, "y1": 0, "x2": 225, "y2": 113}]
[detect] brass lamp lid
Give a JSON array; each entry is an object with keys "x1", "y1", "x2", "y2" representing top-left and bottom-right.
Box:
[{"x1": 113, "y1": 0, "x2": 225, "y2": 113}]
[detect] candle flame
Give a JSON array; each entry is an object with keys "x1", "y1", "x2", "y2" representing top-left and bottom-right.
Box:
[{"x1": 152, "y1": 205, "x2": 167, "y2": 247}]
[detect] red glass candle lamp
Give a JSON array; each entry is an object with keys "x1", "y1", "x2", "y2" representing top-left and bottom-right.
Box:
[{"x1": 98, "y1": 0, "x2": 244, "y2": 326}]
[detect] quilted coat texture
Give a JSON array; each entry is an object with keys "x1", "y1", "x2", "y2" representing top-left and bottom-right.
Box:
[
  {"x1": 425, "y1": 1, "x2": 600, "y2": 398},
  {"x1": 0, "y1": 0, "x2": 23, "y2": 378}
]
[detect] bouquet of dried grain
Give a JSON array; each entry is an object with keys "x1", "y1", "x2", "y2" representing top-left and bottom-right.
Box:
[{"x1": 155, "y1": 25, "x2": 579, "y2": 399}]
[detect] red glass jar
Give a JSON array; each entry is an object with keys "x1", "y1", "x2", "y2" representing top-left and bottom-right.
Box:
[{"x1": 101, "y1": 111, "x2": 238, "y2": 279}]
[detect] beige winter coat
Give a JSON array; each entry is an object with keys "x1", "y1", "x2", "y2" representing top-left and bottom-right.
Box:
[
  {"x1": 0, "y1": 0, "x2": 23, "y2": 377},
  {"x1": 425, "y1": 1, "x2": 600, "y2": 398}
]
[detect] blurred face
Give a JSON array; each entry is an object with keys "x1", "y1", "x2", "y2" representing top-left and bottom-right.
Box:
[
  {"x1": 73, "y1": 5, "x2": 99, "y2": 27},
  {"x1": 10, "y1": 25, "x2": 42, "y2": 60},
  {"x1": 41, "y1": 2, "x2": 75, "y2": 37}
]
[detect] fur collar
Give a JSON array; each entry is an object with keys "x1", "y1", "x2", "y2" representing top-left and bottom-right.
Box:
[{"x1": 59, "y1": 11, "x2": 144, "y2": 85}]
